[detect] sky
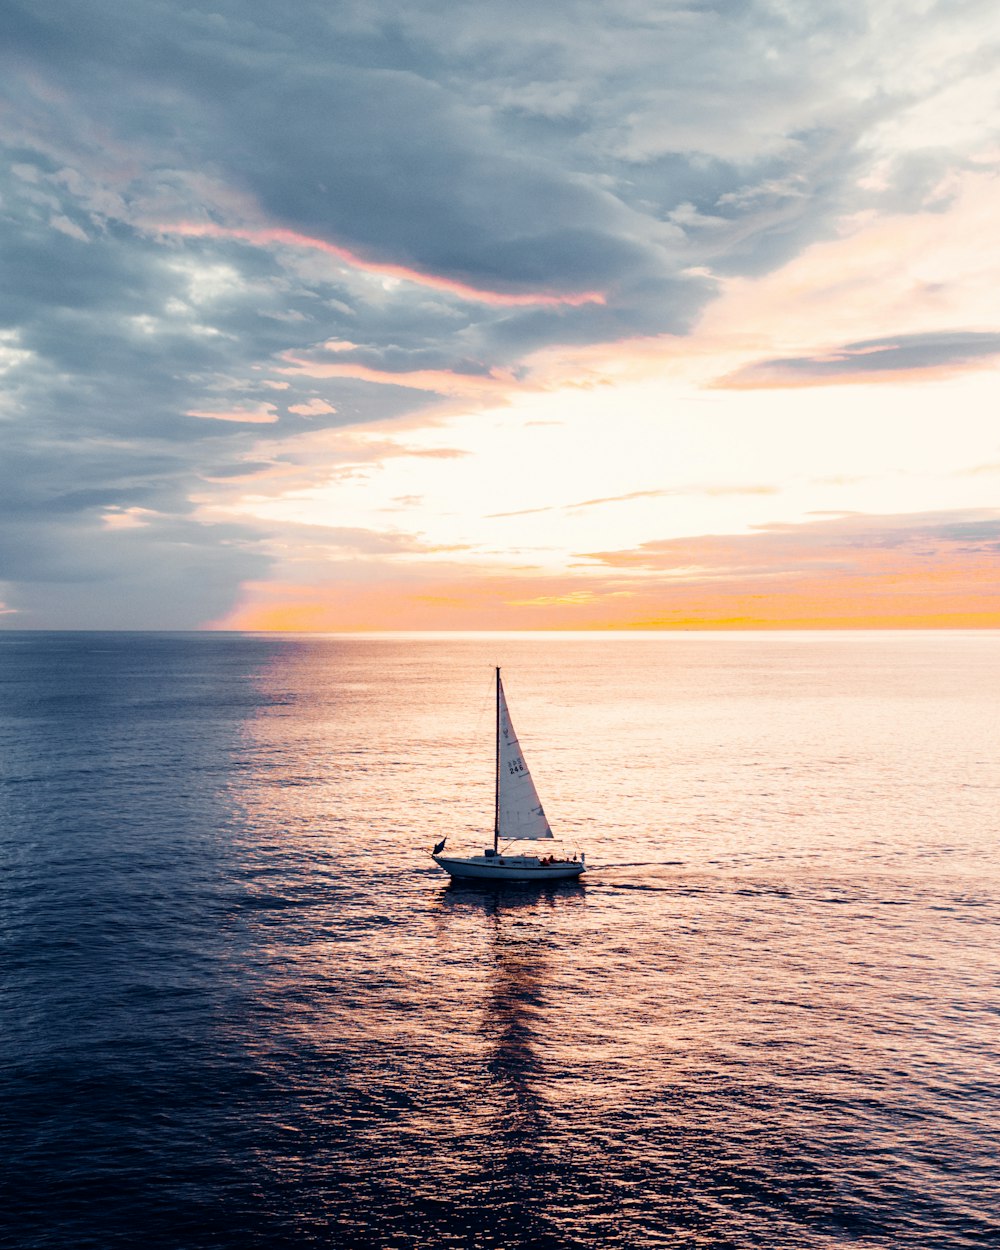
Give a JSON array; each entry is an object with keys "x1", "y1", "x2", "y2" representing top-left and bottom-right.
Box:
[{"x1": 2, "y1": 0, "x2": 1000, "y2": 630}]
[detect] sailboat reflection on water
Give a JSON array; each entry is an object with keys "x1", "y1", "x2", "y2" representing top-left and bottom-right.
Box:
[{"x1": 431, "y1": 668, "x2": 586, "y2": 883}]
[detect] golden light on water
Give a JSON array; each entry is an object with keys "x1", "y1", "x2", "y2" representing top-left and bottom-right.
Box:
[{"x1": 7, "y1": 629, "x2": 999, "y2": 1245}]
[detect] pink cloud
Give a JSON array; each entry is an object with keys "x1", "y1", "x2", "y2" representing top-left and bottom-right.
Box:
[
  {"x1": 187, "y1": 404, "x2": 279, "y2": 424},
  {"x1": 277, "y1": 356, "x2": 516, "y2": 397},
  {"x1": 287, "y1": 398, "x2": 336, "y2": 416},
  {"x1": 158, "y1": 221, "x2": 605, "y2": 309}
]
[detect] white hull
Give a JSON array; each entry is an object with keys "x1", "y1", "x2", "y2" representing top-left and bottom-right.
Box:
[{"x1": 432, "y1": 853, "x2": 585, "y2": 883}]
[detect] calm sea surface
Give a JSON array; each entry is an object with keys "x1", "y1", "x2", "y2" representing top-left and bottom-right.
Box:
[{"x1": 1, "y1": 631, "x2": 998, "y2": 1249}]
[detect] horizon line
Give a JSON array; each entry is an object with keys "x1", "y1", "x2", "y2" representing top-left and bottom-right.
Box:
[{"x1": 3, "y1": 625, "x2": 1000, "y2": 637}]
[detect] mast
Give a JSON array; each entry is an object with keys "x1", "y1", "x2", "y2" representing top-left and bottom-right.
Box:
[{"x1": 494, "y1": 666, "x2": 501, "y2": 852}]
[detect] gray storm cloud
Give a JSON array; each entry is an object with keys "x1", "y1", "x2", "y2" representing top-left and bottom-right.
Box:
[{"x1": 722, "y1": 332, "x2": 1000, "y2": 387}]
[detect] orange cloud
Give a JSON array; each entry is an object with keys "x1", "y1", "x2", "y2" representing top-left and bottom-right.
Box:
[
  {"x1": 574, "y1": 511, "x2": 1000, "y2": 626},
  {"x1": 210, "y1": 511, "x2": 1000, "y2": 631},
  {"x1": 159, "y1": 221, "x2": 605, "y2": 308}
]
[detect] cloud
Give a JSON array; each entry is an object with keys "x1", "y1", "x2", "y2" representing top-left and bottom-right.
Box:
[
  {"x1": 161, "y1": 223, "x2": 607, "y2": 308},
  {"x1": 580, "y1": 509, "x2": 1000, "y2": 574},
  {"x1": 210, "y1": 509, "x2": 1000, "y2": 631},
  {"x1": 490, "y1": 484, "x2": 779, "y2": 519},
  {"x1": 720, "y1": 330, "x2": 1000, "y2": 388},
  {"x1": 569, "y1": 510, "x2": 1000, "y2": 626},
  {"x1": 286, "y1": 398, "x2": 336, "y2": 417},
  {"x1": 2, "y1": 1, "x2": 999, "y2": 625},
  {"x1": 0, "y1": 512, "x2": 268, "y2": 628},
  {"x1": 188, "y1": 405, "x2": 280, "y2": 424}
]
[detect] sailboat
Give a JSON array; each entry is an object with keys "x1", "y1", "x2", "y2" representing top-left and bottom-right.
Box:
[{"x1": 430, "y1": 667, "x2": 586, "y2": 883}]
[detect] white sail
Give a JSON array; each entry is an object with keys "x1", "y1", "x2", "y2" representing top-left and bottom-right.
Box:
[{"x1": 497, "y1": 678, "x2": 553, "y2": 840}]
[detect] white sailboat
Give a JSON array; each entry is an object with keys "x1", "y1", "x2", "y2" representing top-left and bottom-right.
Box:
[{"x1": 431, "y1": 667, "x2": 586, "y2": 883}]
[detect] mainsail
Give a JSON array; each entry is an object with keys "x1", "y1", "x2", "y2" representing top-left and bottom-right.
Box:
[{"x1": 496, "y1": 675, "x2": 553, "y2": 841}]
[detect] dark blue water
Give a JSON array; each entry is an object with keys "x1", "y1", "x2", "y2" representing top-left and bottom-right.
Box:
[{"x1": 2, "y1": 631, "x2": 999, "y2": 1248}]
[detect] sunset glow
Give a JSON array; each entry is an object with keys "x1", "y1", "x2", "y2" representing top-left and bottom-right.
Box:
[{"x1": 3, "y1": 1, "x2": 999, "y2": 630}]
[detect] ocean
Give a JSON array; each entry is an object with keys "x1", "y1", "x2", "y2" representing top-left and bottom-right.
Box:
[{"x1": 1, "y1": 631, "x2": 998, "y2": 1249}]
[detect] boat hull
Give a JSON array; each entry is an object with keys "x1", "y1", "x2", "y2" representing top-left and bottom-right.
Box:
[{"x1": 432, "y1": 853, "x2": 585, "y2": 883}]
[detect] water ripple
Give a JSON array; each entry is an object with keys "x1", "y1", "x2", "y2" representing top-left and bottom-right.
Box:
[{"x1": 2, "y1": 632, "x2": 999, "y2": 1248}]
